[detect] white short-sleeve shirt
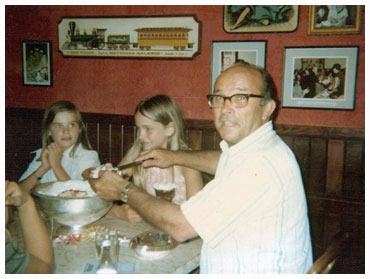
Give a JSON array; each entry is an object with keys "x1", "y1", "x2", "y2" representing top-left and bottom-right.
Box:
[
  {"x1": 19, "y1": 143, "x2": 101, "y2": 183},
  {"x1": 181, "y1": 121, "x2": 313, "y2": 273}
]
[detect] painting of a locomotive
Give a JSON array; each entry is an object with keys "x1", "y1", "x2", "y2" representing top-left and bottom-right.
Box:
[
  {"x1": 62, "y1": 21, "x2": 194, "y2": 51},
  {"x1": 58, "y1": 16, "x2": 200, "y2": 59}
]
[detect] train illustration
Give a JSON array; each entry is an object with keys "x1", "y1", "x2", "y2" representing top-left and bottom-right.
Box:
[{"x1": 63, "y1": 21, "x2": 194, "y2": 51}]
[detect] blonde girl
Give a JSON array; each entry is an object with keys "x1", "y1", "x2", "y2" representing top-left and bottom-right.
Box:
[{"x1": 111, "y1": 95, "x2": 203, "y2": 222}]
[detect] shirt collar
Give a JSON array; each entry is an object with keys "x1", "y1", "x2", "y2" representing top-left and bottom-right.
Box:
[
  {"x1": 219, "y1": 121, "x2": 274, "y2": 156},
  {"x1": 63, "y1": 143, "x2": 80, "y2": 157}
]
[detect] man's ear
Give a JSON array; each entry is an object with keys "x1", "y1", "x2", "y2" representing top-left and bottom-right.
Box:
[
  {"x1": 165, "y1": 122, "x2": 175, "y2": 137},
  {"x1": 262, "y1": 100, "x2": 276, "y2": 121}
]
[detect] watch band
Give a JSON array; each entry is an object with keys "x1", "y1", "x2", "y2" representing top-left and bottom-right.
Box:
[{"x1": 120, "y1": 182, "x2": 133, "y2": 203}]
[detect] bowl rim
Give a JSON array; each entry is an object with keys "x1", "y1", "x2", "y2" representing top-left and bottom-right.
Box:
[
  {"x1": 31, "y1": 190, "x2": 102, "y2": 200},
  {"x1": 31, "y1": 181, "x2": 103, "y2": 201}
]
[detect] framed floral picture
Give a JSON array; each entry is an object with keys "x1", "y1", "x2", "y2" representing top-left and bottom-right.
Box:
[
  {"x1": 282, "y1": 46, "x2": 358, "y2": 110},
  {"x1": 22, "y1": 41, "x2": 52, "y2": 86},
  {"x1": 308, "y1": 5, "x2": 363, "y2": 35}
]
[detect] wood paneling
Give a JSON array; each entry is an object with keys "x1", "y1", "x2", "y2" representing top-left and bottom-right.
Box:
[{"x1": 5, "y1": 107, "x2": 364, "y2": 273}]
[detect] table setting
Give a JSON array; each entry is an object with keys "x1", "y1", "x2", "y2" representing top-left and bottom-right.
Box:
[{"x1": 7, "y1": 175, "x2": 202, "y2": 274}]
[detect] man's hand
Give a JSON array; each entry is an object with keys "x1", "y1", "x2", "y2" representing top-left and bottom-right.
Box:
[
  {"x1": 88, "y1": 171, "x2": 129, "y2": 201},
  {"x1": 82, "y1": 167, "x2": 94, "y2": 180},
  {"x1": 136, "y1": 149, "x2": 176, "y2": 168},
  {"x1": 5, "y1": 181, "x2": 30, "y2": 207}
]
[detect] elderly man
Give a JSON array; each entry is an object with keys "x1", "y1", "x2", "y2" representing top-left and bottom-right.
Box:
[{"x1": 90, "y1": 62, "x2": 313, "y2": 273}]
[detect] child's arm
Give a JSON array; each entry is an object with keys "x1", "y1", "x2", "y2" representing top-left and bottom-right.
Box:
[
  {"x1": 19, "y1": 149, "x2": 50, "y2": 192},
  {"x1": 6, "y1": 181, "x2": 54, "y2": 273},
  {"x1": 182, "y1": 166, "x2": 204, "y2": 199}
]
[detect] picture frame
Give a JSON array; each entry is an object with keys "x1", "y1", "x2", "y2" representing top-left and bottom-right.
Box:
[
  {"x1": 223, "y1": 5, "x2": 298, "y2": 33},
  {"x1": 282, "y1": 47, "x2": 358, "y2": 110},
  {"x1": 211, "y1": 41, "x2": 266, "y2": 94},
  {"x1": 22, "y1": 41, "x2": 52, "y2": 86},
  {"x1": 308, "y1": 6, "x2": 362, "y2": 35},
  {"x1": 58, "y1": 16, "x2": 200, "y2": 59}
]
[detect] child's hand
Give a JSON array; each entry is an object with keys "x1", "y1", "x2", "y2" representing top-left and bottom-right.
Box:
[
  {"x1": 40, "y1": 148, "x2": 51, "y2": 170},
  {"x1": 5, "y1": 181, "x2": 30, "y2": 207},
  {"x1": 47, "y1": 143, "x2": 63, "y2": 169}
]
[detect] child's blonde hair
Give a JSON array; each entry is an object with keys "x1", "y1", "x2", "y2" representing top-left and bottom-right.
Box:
[
  {"x1": 124, "y1": 95, "x2": 189, "y2": 187},
  {"x1": 41, "y1": 100, "x2": 92, "y2": 157}
]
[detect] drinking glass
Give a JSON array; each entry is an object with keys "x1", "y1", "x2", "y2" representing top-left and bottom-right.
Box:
[
  {"x1": 152, "y1": 166, "x2": 176, "y2": 202},
  {"x1": 95, "y1": 229, "x2": 109, "y2": 259},
  {"x1": 95, "y1": 229, "x2": 120, "y2": 269}
]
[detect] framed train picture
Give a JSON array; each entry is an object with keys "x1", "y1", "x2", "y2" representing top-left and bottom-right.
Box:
[
  {"x1": 22, "y1": 41, "x2": 52, "y2": 86},
  {"x1": 58, "y1": 16, "x2": 200, "y2": 59}
]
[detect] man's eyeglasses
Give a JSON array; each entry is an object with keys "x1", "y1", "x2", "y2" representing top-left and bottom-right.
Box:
[{"x1": 207, "y1": 94, "x2": 264, "y2": 108}]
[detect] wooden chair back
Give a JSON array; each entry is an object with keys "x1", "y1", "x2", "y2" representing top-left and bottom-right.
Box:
[{"x1": 308, "y1": 231, "x2": 350, "y2": 274}]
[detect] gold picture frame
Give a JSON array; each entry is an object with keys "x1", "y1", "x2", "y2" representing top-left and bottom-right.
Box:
[{"x1": 308, "y1": 5, "x2": 362, "y2": 35}]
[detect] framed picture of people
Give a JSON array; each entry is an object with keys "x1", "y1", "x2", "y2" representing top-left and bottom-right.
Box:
[
  {"x1": 22, "y1": 41, "x2": 52, "y2": 86},
  {"x1": 211, "y1": 41, "x2": 266, "y2": 94},
  {"x1": 282, "y1": 46, "x2": 358, "y2": 110},
  {"x1": 308, "y1": 5, "x2": 363, "y2": 35}
]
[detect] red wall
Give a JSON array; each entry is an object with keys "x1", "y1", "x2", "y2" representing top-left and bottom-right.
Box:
[{"x1": 5, "y1": 5, "x2": 365, "y2": 128}]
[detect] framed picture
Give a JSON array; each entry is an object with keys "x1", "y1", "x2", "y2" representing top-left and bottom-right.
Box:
[
  {"x1": 211, "y1": 41, "x2": 266, "y2": 94},
  {"x1": 58, "y1": 16, "x2": 200, "y2": 59},
  {"x1": 308, "y1": 6, "x2": 362, "y2": 35},
  {"x1": 22, "y1": 41, "x2": 52, "y2": 86},
  {"x1": 224, "y1": 5, "x2": 298, "y2": 33},
  {"x1": 282, "y1": 47, "x2": 358, "y2": 110}
]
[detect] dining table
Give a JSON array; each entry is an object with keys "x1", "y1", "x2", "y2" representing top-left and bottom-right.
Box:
[{"x1": 7, "y1": 208, "x2": 202, "y2": 274}]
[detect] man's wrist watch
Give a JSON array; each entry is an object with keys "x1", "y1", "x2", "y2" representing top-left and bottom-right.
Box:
[{"x1": 120, "y1": 182, "x2": 133, "y2": 203}]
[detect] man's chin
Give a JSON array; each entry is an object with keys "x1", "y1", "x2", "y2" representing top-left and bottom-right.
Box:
[{"x1": 219, "y1": 132, "x2": 239, "y2": 146}]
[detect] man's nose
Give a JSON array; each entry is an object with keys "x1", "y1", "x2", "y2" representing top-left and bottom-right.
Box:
[{"x1": 220, "y1": 98, "x2": 233, "y2": 111}]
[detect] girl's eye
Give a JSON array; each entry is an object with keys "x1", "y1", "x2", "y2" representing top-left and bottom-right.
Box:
[{"x1": 70, "y1": 122, "x2": 78, "y2": 128}]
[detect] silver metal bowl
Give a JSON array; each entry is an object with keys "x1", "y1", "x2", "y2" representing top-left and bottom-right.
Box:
[{"x1": 32, "y1": 182, "x2": 113, "y2": 229}]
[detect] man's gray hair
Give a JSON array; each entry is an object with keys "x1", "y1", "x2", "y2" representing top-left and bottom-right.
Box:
[{"x1": 230, "y1": 60, "x2": 277, "y2": 106}]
